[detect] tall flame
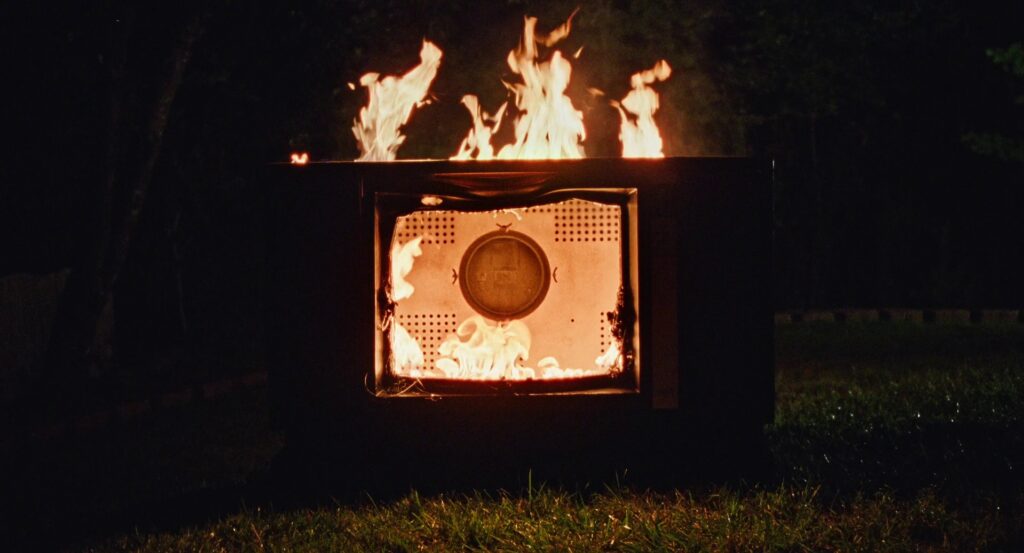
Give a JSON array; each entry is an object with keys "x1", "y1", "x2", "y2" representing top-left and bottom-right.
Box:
[
  {"x1": 353, "y1": 40, "x2": 442, "y2": 161},
  {"x1": 614, "y1": 60, "x2": 672, "y2": 158},
  {"x1": 453, "y1": 13, "x2": 586, "y2": 160},
  {"x1": 451, "y1": 95, "x2": 506, "y2": 161}
]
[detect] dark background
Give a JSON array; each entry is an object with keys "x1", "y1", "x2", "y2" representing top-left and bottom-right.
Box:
[{"x1": 1, "y1": 0, "x2": 1022, "y2": 391}]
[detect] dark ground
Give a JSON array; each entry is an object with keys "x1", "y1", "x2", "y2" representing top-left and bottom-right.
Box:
[{"x1": 3, "y1": 321, "x2": 1024, "y2": 551}]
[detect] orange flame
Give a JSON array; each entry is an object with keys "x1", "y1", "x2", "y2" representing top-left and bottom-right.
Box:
[
  {"x1": 432, "y1": 315, "x2": 605, "y2": 380},
  {"x1": 391, "y1": 320, "x2": 425, "y2": 373},
  {"x1": 388, "y1": 236, "x2": 426, "y2": 375},
  {"x1": 451, "y1": 95, "x2": 506, "y2": 160},
  {"x1": 453, "y1": 13, "x2": 586, "y2": 160},
  {"x1": 353, "y1": 40, "x2": 442, "y2": 161},
  {"x1": 435, "y1": 316, "x2": 533, "y2": 379},
  {"x1": 595, "y1": 341, "x2": 623, "y2": 372},
  {"x1": 289, "y1": 152, "x2": 309, "y2": 164},
  {"x1": 614, "y1": 60, "x2": 671, "y2": 158},
  {"x1": 390, "y1": 236, "x2": 423, "y2": 302}
]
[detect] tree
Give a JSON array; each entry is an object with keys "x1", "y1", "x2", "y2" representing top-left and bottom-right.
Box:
[{"x1": 43, "y1": 3, "x2": 209, "y2": 391}]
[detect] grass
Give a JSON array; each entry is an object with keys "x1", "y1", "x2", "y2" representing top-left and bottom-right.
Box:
[
  {"x1": 90, "y1": 486, "x2": 1013, "y2": 552},
  {"x1": 772, "y1": 323, "x2": 1024, "y2": 497},
  {"x1": 9, "y1": 322, "x2": 1024, "y2": 551}
]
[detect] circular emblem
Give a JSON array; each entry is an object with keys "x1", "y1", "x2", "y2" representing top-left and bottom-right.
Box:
[{"x1": 459, "y1": 230, "x2": 551, "y2": 320}]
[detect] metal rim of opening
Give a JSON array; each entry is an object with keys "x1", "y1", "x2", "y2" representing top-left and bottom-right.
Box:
[{"x1": 458, "y1": 229, "x2": 551, "y2": 320}]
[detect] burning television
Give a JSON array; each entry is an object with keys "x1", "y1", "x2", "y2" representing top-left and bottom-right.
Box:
[
  {"x1": 265, "y1": 157, "x2": 772, "y2": 488},
  {"x1": 263, "y1": 12, "x2": 772, "y2": 487},
  {"x1": 378, "y1": 186, "x2": 638, "y2": 396}
]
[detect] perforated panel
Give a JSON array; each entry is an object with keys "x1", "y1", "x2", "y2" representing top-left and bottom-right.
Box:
[
  {"x1": 396, "y1": 313, "x2": 457, "y2": 368},
  {"x1": 599, "y1": 311, "x2": 610, "y2": 354},
  {"x1": 552, "y1": 200, "x2": 620, "y2": 243},
  {"x1": 395, "y1": 212, "x2": 457, "y2": 245},
  {"x1": 389, "y1": 197, "x2": 623, "y2": 375}
]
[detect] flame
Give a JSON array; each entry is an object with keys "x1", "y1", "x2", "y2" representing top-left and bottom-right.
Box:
[
  {"x1": 390, "y1": 236, "x2": 423, "y2": 302},
  {"x1": 427, "y1": 315, "x2": 609, "y2": 381},
  {"x1": 435, "y1": 316, "x2": 533, "y2": 379},
  {"x1": 595, "y1": 341, "x2": 623, "y2": 372},
  {"x1": 614, "y1": 60, "x2": 671, "y2": 158},
  {"x1": 391, "y1": 321, "x2": 425, "y2": 373},
  {"x1": 289, "y1": 152, "x2": 309, "y2": 164},
  {"x1": 385, "y1": 208, "x2": 626, "y2": 383},
  {"x1": 353, "y1": 40, "x2": 442, "y2": 161},
  {"x1": 453, "y1": 13, "x2": 586, "y2": 160},
  {"x1": 451, "y1": 95, "x2": 507, "y2": 160},
  {"x1": 387, "y1": 234, "x2": 427, "y2": 376}
]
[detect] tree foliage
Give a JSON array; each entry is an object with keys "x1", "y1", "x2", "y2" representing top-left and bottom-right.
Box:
[{"x1": 963, "y1": 43, "x2": 1024, "y2": 163}]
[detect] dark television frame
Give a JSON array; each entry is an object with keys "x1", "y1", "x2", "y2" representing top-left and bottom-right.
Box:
[{"x1": 264, "y1": 157, "x2": 773, "y2": 488}]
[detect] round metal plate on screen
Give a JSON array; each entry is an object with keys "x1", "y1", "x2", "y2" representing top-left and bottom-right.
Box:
[{"x1": 459, "y1": 230, "x2": 551, "y2": 320}]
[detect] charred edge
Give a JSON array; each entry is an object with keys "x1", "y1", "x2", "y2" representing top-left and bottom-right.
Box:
[
  {"x1": 612, "y1": 283, "x2": 637, "y2": 377},
  {"x1": 613, "y1": 188, "x2": 637, "y2": 379},
  {"x1": 377, "y1": 214, "x2": 398, "y2": 394}
]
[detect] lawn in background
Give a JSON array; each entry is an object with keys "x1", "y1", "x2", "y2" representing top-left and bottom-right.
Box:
[{"x1": 8, "y1": 322, "x2": 1024, "y2": 551}]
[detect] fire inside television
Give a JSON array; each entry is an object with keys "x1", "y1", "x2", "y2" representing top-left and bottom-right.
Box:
[{"x1": 375, "y1": 182, "x2": 639, "y2": 397}]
